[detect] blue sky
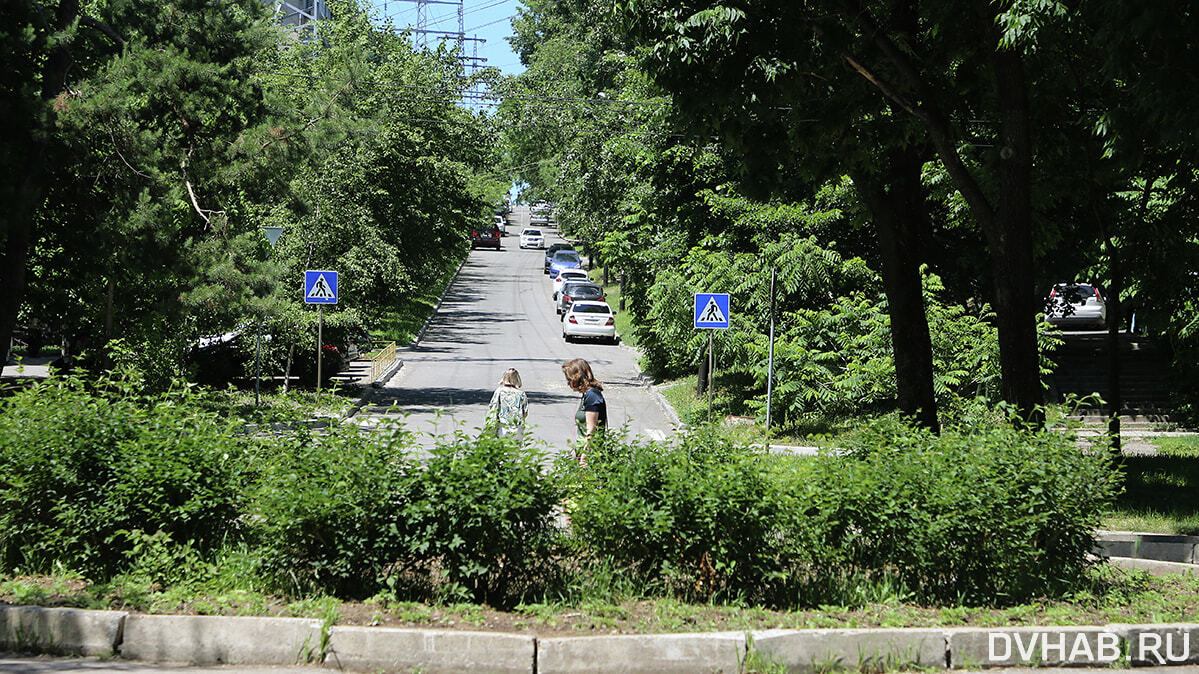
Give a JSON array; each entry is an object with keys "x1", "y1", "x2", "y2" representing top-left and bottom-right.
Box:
[{"x1": 370, "y1": 0, "x2": 527, "y2": 76}]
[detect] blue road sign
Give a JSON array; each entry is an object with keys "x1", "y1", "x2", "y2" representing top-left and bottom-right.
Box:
[
  {"x1": 304, "y1": 270, "x2": 339, "y2": 305},
  {"x1": 694, "y1": 293, "x2": 730, "y2": 329}
]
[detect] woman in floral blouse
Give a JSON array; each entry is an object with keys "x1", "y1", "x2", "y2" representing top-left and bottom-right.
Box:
[{"x1": 487, "y1": 368, "x2": 529, "y2": 440}]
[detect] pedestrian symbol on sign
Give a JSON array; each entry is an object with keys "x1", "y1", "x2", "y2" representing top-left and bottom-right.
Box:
[{"x1": 699, "y1": 297, "x2": 725, "y2": 324}]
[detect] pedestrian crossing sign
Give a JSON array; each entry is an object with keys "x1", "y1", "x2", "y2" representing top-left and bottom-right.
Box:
[
  {"x1": 304, "y1": 270, "x2": 339, "y2": 304},
  {"x1": 694, "y1": 293, "x2": 730, "y2": 329}
]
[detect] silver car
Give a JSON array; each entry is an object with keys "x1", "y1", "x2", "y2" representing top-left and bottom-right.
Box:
[{"x1": 1046, "y1": 282, "x2": 1107, "y2": 329}]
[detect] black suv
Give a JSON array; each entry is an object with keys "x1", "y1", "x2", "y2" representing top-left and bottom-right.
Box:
[
  {"x1": 543, "y1": 243, "x2": 574, "y2": 273},
  {"x1": 471, "y1": 226, "x2": 502, "y2": 249}
]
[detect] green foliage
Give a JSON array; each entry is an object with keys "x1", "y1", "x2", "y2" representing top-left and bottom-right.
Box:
[
  {"x1": 0, "y1": 376, "x2": 250, "y2": 578},
  {"x1": 250, "y1": 429, "x2": 561, "y2": 605},
  {"x1": 249, "y1": 425, "x2": 419, "y2": 599},
  {"x1": 563, "y1": 429, "x2": 822, "y2": 604},
  {"x1": 563, "y1": 419, "x2": 1120, "y2": 607},
  {"x1": 827, "y1": 416, "x2": 1122, "y2": 604}
]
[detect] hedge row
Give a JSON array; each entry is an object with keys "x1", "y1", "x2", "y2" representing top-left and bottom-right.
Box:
[{"x1": 0, "y1": 379, "x2": 1120, "y2": 607}]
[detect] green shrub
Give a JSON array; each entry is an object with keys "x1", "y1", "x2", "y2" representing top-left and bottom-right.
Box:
[
  {"x1": 0, "y1": 377, "x2": 249, "y2": 578},
  {"x1": 403, "y1": 433, "x2": 562, "y2": 605},
  {"x1": 824, "y1": 417, "x2": 1123, "y2": 604},
  {"x1": 250, "y1": 429, "x2": 561, "y2": 605},
  {"x1": 564, "y1": 428, "x2": 827, "y2": 604},
  {"x1": 248, "y1": 425, "x2": 419, "y2": 598}
]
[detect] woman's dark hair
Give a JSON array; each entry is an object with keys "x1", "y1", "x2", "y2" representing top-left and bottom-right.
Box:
[{"x1": 561, "y1": 358, "x2": 602, "y2": 393}]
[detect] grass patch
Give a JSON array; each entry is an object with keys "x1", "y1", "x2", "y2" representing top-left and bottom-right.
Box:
[
  {"x1": 374, "y1": 250, "x2": 467, "y2": 345},
  {"x1": 192, "y1": 385, "x2": 361, "y2": 424},
  {"x1": 3, "y1": 566, "x2": 1198, "y2": 634},
  {"x1": 1154, "y1": 435, "x2": 1199, "y2": 457},
  {"x1": 659, "y1": 374, "x2": 844, "y2": 446},
  {"x1": 596, "y1": 267, "x2": 636, "y2": 346},
  {"x1": 1102, "y1": 454, "x2": 1199, "y2": 535}
]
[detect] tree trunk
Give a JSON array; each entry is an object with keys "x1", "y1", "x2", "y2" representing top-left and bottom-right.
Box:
[
  {"x1": 696, "y1": 349, "x2": 709, "y2": 396},
  {"x1": 0, "y1": 0, "x2": 79, "y2": 375},
  {"x1": 849, "y1": 152, "x2": 940, "y2": 433},
  {"x1": 987, "y1": 38, "x2": 1044, "y2": 426}
]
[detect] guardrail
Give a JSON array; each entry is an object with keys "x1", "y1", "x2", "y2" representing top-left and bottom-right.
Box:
[{"x1": 366, "y1": 340, "x2": 396, "y2": 383}]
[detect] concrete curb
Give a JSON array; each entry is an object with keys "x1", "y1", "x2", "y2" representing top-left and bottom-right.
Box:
[
  {"x1": 0, "y1": 606, "x2": 126, "y2": 656},
  {"x1": 7, "y1": 605, "x2": 1199, "y2": 671},
  {"x1": 752, "y1": 627, "x2": 945, "y2": 672},
  {"x1": 1097, "y1": 531, "x2": 1199, "y2": 564},
  {"x1": 1108, "y1": 556, "x2": 1199, "y2": 576},
  {"x1": 325, "y1": 626, "x2": 534, "y2": 673},
  {"x1": 537, "y1": 631, "x2": 745, "y2": 673},
  {"x1": 120, "y1": 614, "x2": 322, "y2": 665}
]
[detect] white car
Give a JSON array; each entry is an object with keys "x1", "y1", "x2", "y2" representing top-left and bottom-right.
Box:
[
  {"x1": 1046, "y1": 282, "x2": 1107, "y2": 329},
  {"x1": 552, "y1": 269, "x2": 590, "y2": 299},
  {"x1": 493, "y1": 215, "x2": 507, "y2": 235},
  {"x1": 562, "y1": 301, "x2": 617, "y2": 343},
  {"x1": 519, "y1": 228, "x2": 544, "y2": 249}
]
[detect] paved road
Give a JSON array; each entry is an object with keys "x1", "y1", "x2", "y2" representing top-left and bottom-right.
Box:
[
  {"x1": 352, "y1": 222, "x2": 676, "y2": 454},
  {"x1": 5, "y1": 655, "x2": 1199, "y2": 674}
]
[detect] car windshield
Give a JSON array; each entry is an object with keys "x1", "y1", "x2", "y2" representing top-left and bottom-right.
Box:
[
  {"x1": 524, "y1": 229, "x2": 541, "y2": 236},
  {"x1": 553, "y1": 252, "x2": 581, "y2": 263},
  {"x1": 572, "y1": 304, "x2": 610, "y2": 314}
]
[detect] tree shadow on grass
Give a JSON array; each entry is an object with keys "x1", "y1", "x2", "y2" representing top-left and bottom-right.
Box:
[{"x1": 1117, "y1": 455, "x2": 1199, "y2": 535}]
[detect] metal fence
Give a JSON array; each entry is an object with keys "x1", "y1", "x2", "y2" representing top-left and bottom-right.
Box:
[{"x1": 367, "y1": 341, "x2": 396, "y2": 383}]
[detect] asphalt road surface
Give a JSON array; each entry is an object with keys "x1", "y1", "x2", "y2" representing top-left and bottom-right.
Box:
[{"x1": 352, "y1": 222, "x2": 676, "y2": 454}]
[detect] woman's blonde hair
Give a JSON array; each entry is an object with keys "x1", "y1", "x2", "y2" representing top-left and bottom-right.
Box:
[
  {"x1": 561, "y1": 358, "x2": 602, "y2": 393},
  {"x1": 499, "y1": 368, "x2": 522, "y2": 388}
]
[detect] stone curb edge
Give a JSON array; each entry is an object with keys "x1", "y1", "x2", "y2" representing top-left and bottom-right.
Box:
[{"x1": 6, "y1": 605, "x2": 1199, "y2": 672}]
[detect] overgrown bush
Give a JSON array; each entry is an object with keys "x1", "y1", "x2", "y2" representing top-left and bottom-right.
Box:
[
  {"x1": 564, "y1": 428, "x2": 828, "y2": 604},
  {"x1": 251, "y1": 429, "x2": 561, "y2": 604},
  {"x1": 0, "y1": 377, "x2": 250, "y2": 577},
  {"x1": 565, "y1": 420, "x2": 1121, "y2": 607},
  {"x1": 824, "y1": 416, "x2": 1123, "y2": 604}
]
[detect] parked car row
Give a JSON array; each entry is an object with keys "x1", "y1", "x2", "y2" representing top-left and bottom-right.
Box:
[{"x1": 541, "y1": 243, "x2": 618, "y2": 344}]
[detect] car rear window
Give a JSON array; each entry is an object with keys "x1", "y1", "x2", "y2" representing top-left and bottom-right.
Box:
[
  {"x1": 572, "y1": 304, "x2": 610, "y2": 314},
  {"x1": 1055, "y1": 284, "x2": 1096, "y2": 300},
  {"x1": 554, "y1": 252, "x2": 581, "y2": 263},
  {"x1": 569, "y1": 286, "x2": 603, "y2": 299}
]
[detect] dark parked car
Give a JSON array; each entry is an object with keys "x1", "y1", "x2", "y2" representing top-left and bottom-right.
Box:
[
  {"x1": 543, "y1": 243, "x2": 574, "y2": 273},
  {"x1": 557, "y1": 282, "x2": 605, "y2": 315},
  {"x1": 471, "y1": 226, "x2": 502, "y2": 249}
]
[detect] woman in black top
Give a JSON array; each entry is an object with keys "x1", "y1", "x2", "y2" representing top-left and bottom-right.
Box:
[{"x1": 561, "y1": 358, "x2": 606, "y2": 457}]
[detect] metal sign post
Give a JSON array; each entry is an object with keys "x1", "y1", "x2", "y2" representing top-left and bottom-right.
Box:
[
  {"x1": 765, "y1": 268, "x2": 776, "y2": 436},
  {"x1": 694, "y1": 292, "x2": 731, "y2": 425},
  {"x1": 303, "y1": 269, "x2": 339, "y2": 392}
]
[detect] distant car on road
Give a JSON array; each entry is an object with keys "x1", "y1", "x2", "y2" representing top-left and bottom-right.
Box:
[
  {"x1": 548, "y1": 250, "x2": 583, "y2": 278},
  {"x1": 543, "y1": 243, "x2": 575, "y2": 273},
  {"x1": 562, "y1": 301, "x2": 617, "y2": 343},
  {"x1": 557, "y1": 282, "x2": 604, "y2": 315},
  {"x1": 493, "y1": 215, "x2": 507, "y2": 235},
  {"x1": 471, "y1": 226, "x2": 502, "y2": 250},
  {"x1": 520, "y1": 228, "x2": 545, "y2": 249},
  {"x1": 552, "y1": 269, "x2": 590, "y2": 298},
  {"x1": 1046, "y1": 282, "x2": 1107, "y2": 329}
]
